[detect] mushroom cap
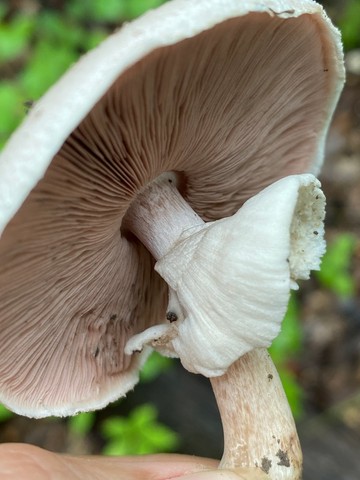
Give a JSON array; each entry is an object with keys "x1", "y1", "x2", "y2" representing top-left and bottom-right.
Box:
[{"x1": 0, "y1": 0, "x2": 344, "y2": 417}]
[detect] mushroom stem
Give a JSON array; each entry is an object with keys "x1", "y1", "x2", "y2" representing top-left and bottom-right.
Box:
[
  {"x1": 124, "y1": 172, "x2": 204, "y2": 260},
  {"x1": 211, "y1": 348, "x2": 302, "y2": 480},
  {"x1": 125, "y1": 173, "x2": 323, "y2": 480}
]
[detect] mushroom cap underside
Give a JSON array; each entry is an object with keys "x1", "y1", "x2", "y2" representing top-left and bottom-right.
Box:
[{"x1": 0, "y1": 1, "x2": 344, "y2": 416}]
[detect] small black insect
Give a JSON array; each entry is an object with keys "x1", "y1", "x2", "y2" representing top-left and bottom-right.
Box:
[
  {"x1": 23, "y1": 99, "x2": 34, "y2": 113},
  {"x1": 166, "y1": 311, "x2": 178, "y2": 323}
]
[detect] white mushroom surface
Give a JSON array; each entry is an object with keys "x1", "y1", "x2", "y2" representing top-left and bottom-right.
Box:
[{"x1": 126, "y1": 174, "x2": 326, "y2": 376}]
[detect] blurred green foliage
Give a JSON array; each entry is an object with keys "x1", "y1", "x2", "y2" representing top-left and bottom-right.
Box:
[
  {"x1": 0, "y1": 10, "x2": 100, "y2": 147},
  {"x1": 101, "y1": 404, "x2": 179, "y2": 455},
  {"x1": 0, "y1": 403, "x2": 13, "y2": 422},
  {"x1": 316, "y1": 233, "x2": 357, "y2": 298},
  {"x1": 68, "y1": 410, "x2": 96, "y2": 437},
  {"x1": 270, "y1": 294, "x2": 304, "y2": 419},
  {"x1": 67, "y1": 0, "x2": 166, "y2": 22},
  {"x1": 140, "y1": 351, "x2": 174, "y2": 383},
  {"x1": 0, "y1": 14, "x2": 34, "y2": 62},
  {"x1": 0, "y1": 0, "x2": 167, "y2": 148},
  {"x1": 338, "y1": 0, "x2": 360, "y2": 51}
]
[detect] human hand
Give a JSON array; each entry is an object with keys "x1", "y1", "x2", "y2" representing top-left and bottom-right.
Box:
[{"x1": 0, "y1": 443, "x2": 268, "y2": 479}]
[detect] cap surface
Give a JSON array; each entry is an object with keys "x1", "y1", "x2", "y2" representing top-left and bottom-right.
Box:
[{"x1": 0, "y1": 0, "x2": 344, "y2": 416}]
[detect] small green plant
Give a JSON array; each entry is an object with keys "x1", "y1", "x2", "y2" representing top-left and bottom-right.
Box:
[{"x1": 101, "y1": 404, "x2": 179, "y2": 455}]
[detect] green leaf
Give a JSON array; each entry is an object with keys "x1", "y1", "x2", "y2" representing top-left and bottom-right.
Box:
[
  {"x1": 270, "y1": 294, "x2": 303, "y2": 418},
  {"x1": 0, "y1": 81, "x2": 26, "y2": 149},
  {"x1": 68, "y1": 412, "x2": 95, "y2": 436},
  {"x1": 277, "y1": 368, "x2": 304, "y2": 419},
  {"x1": 270, "y1": 294, "x2": 302, "y2": 364},
  {"x1": 123, "y1": 0, "x2": 168, "y2": 19},
  {"x1": 66, "y1": 0, "x2": 168, "y2": 22},
  {"x1": 101, "y1": 416, "x2": 128, "y2": 438},
  {"x1": 36, "y1": 12, "x2": 84, "y2": 48},
  {"x1": 338, "y1": 0, "x2": 360, "y2": 51},
  {"x1": 20, "y1": 40, "x2": 77, "y2": 98},
  {"x1": 0, "y1": 15, "x2": 35, "y2": 63},
  {"x1": 84, "y1": 29, "x2": 108, "y2": 50},
  {"x1": 316, "y1": 233, "x2": 356, "y2": 298},
  {"x1": 140, "y1": 351, "x2": 173, "y2": 383},
  {"x1": 0, "y1": 4, "x2": 8, "y2": 21},
  {"x1": 0, "y1": 404, "x2": 13, "y2": 422},
  {"x1": 66, "y1": 0, "x2": 126, "y2": 22},
  {"x1": 101, "y1": 404, "x2": 179, "y2": 455}
]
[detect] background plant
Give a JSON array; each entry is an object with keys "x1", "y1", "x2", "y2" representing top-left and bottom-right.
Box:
[{"x1": 337, "y1": 0, "x2": 360, "y2": 51}]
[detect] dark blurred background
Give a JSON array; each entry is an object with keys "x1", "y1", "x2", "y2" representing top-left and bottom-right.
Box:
[{"x1": 0, "y1": 1, "x2": 360, "y2": 479}]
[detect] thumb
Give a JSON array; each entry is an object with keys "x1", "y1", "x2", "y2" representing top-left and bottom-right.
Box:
[{"x1": 176, "y1": 467, "x2": 269, "y2": 480}]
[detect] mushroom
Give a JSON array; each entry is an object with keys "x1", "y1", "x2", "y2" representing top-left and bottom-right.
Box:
[
  {"x1": 0, "y1": 0, "x2": 344, "y2": 478},
  {"x1": 124, "y1": 172, "x2": 326, "y2": 480}
]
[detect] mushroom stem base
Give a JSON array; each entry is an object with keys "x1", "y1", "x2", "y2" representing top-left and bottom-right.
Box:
[{"x1": 211, "y1": 348, "x2": 302, "y2": 480}]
